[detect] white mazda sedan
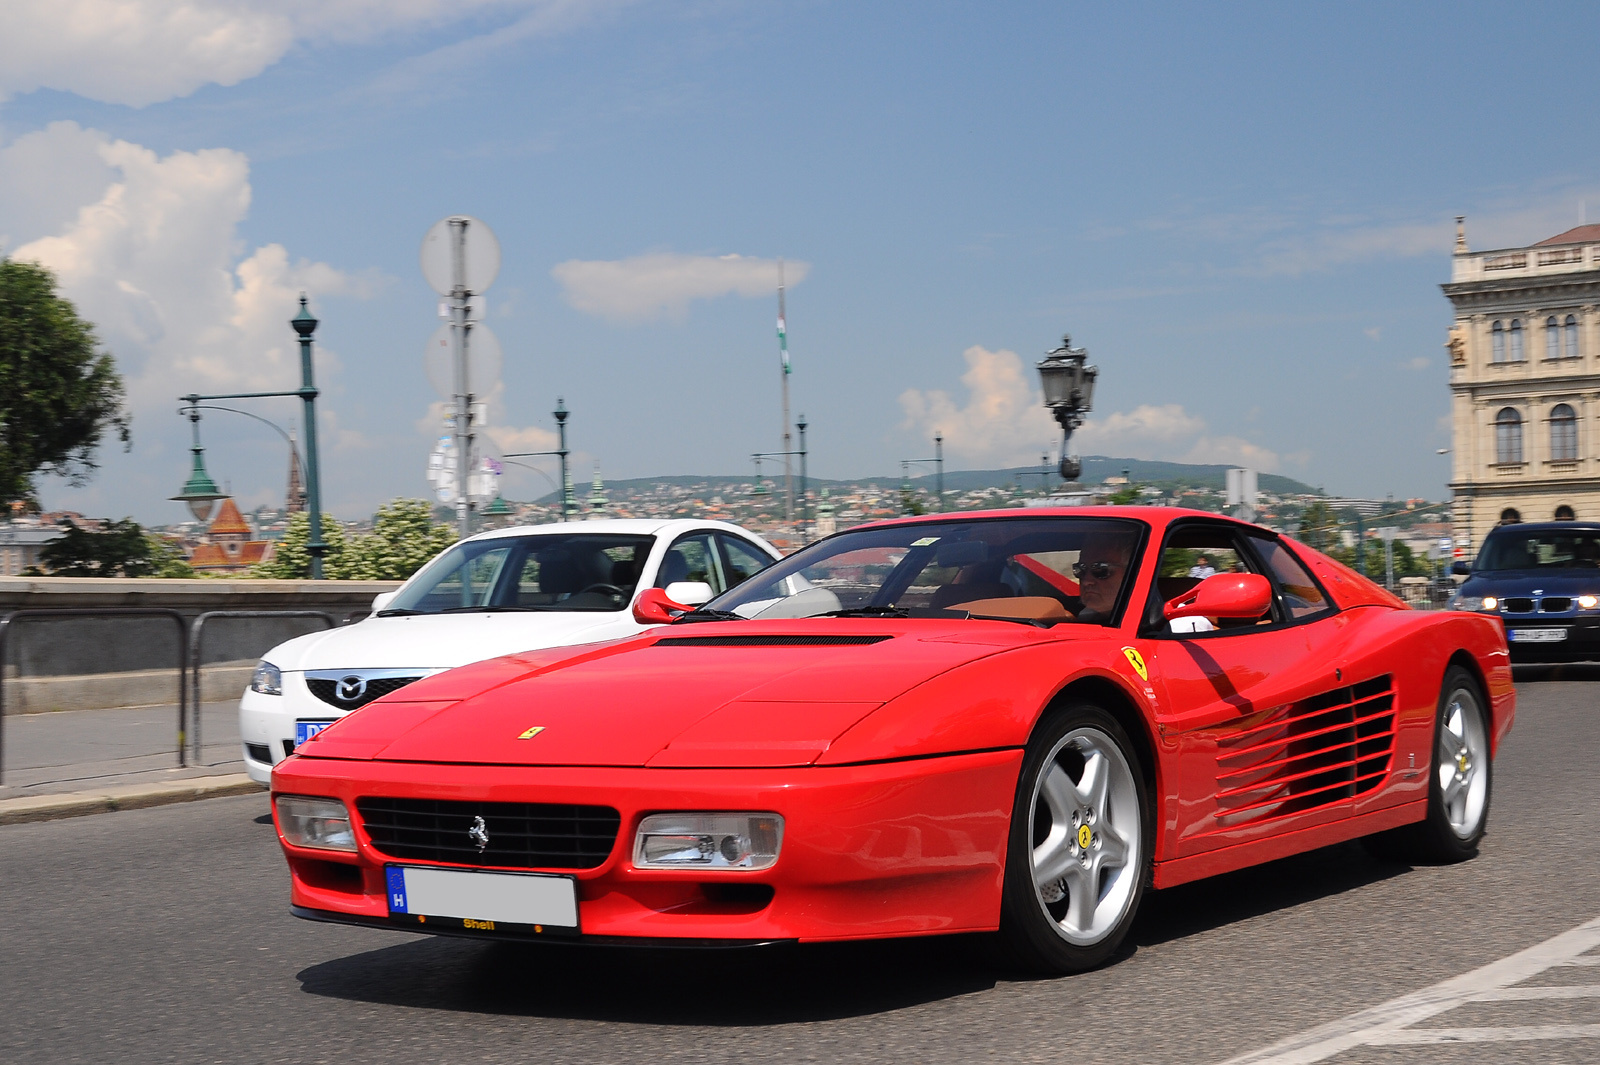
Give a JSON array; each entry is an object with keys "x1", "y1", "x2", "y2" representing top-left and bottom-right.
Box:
[{"x1": 238, "y1": 518, "x2": 782, "y2": 783}]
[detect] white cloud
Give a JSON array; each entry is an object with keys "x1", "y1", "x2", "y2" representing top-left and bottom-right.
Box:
[
  {"x1": 900, "y1": 345, "x2": 1283, "y2": 472},
  {"x1": 9, "y1": 127, "x2": 370, "y2": 412},
  {"x1": 552, "y1": 253, "x2": 809, "y2": 323},
  {"x1": 0, "y1": 0, "x2": 565, "y2": 106}
]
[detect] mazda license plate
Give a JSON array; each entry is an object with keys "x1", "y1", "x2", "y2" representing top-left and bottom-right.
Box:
[
  {"x1": 385, "y1": 865, "x2": 579, "y2": 933},
  {"x1": 1510, "y1": 628, "x2": 1567, "y2": 643},
  {"x1": 293, "y1": 720, "x2": 335, "y2": 747}
]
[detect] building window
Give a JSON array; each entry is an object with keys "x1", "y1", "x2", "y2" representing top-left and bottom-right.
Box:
[
  {"x1": 1547, "y1": 316, "x2": 1561, "y2": 359},
  {"x1": 1500, "y1": 508, "x2": 1522, "y2": 524},
  {"x1": 1551, "y1": 403, "x2": 1578, "y2": 461},
  {"x1": 1495, "y1": 407, "x2": 1523, "y2": 464},
  {"x1": 1556, "y1": 505, "x2": 1577, "y2": 520},
  {"x1": 1510, "y1": 319, "x2": 1524, "y2": 361},
  {"x1": 1566, "y1": 314, "x2": 1580, "y2": 359},
  {"x1": 1492, "y1": 320, "x2": 1506, "y2": 362}
]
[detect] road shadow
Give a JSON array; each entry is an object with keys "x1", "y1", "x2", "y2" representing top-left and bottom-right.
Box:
[
  {"x1": 1511, "y1": 662, "x2": 1600, "y2": 684},
  {"x1": 1133, "y1": 840, "x2": 1410, "y2": 948},
  {"x1": 297, "y1": 931, "x2": 999, "y2": 1024}
]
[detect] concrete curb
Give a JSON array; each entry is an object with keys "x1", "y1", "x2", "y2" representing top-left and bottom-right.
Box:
[{"x1": 0, "y1": 773, "x2": 266, "y2": 826}]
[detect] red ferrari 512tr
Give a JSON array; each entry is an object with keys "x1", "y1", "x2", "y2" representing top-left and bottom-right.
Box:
[{"x1": 272, "y1": 508, "x2": 1512, "y2": 972}]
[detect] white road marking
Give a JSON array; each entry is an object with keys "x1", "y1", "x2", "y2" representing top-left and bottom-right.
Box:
[{"x1": 1221, "y1": 915, "x2": 1600, "y2": 1064}]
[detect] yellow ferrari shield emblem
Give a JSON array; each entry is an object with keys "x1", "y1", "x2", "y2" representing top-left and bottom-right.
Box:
[
  {"x1": 517, "y1": 726, "x2": 545, "y2": 740},
  {"x1": 1122, "y1": 647, "x2": 1148, "y2": 681},
  {"x1": 1078, "y1": 823, "x2": 1093, "y2": 849}
]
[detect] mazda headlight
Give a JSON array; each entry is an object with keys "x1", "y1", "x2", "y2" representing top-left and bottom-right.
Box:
[
  {"x1": 250, "y1": 660, "x2": 283, "y2": 695},
  {"x1": 275, "y1": 795, "x2": 356, "y2": 851},
  {"x1": 634, "y1": 813, "x2": 783, "y2": 870}
]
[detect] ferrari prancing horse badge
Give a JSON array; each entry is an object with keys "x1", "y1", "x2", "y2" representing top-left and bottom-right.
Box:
[{"x1": 1121, "y1": 647, "x2": 1148, "y2": 681}]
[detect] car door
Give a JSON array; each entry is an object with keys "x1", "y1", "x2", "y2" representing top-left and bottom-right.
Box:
[
  {"x1": 1135, "y1": 520, "x2": 1353, "y2": 859},
  {"x1": 654, "y1": 532, "x2": 726, "y2": 596},
  {"x1": 716, "y1": 533, "x2": 776, "y2": 593}
]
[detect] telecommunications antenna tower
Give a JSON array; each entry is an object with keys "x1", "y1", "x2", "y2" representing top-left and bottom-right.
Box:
[{"x1": 420, "y1": 216, "x2": 501, "y2": 540}]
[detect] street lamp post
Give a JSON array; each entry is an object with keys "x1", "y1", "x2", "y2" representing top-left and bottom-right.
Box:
[
  {"x1": 752, "y1": 416, "x2": 810, "y2": 539},
  {"x1": 1036, "y1": 334, "x2": 1098, "y2": 487},
  {"x1": 173, "y1": 294, "x2": 326, "y2": 577},
  {"x1": 899, "y1": 431, "x2": 945, "y2": 512},
  {"x1": 505, "y1": 398, "x2": 574, "y2": 521}
]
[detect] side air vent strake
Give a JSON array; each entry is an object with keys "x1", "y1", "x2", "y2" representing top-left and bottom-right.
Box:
[
  {"x1": 1212, "y1": 674, "x2": 1396, "y2": 828},
  {"x1": 655, "y1": 634, "x2": 893, "y2": 647}
]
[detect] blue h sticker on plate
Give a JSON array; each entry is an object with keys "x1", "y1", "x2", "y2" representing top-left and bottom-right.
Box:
[
  {"x1": 386, "y1": 867, "x2": 407, "y2": 914},
  {"x1": 294, "y1": 720, "x2": 334, "y2": 747}
]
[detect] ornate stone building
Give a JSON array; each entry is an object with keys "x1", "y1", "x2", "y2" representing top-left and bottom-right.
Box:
[{"x1": 1443, "y1": 219, "x2": 1600, "y2": 555}]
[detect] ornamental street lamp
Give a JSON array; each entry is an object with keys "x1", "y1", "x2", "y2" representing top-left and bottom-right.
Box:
[
  {"x1": 174, "y1": 294, "x2": 327, "y2": 577},
  {"x1": 752, "y1": 415, "x2": 811, "y2": 537},
  {"x1": 1036, "y1": 334, "x2": 1097, "y2": 484},
  {"x1": 899, "y1": 430, "x2": 945, "y2": 512},
  {"x1": 504, "y1": 398, "x2": 573, "y2": 520}
]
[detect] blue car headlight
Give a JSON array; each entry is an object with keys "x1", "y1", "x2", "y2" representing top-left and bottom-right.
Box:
[{"x1": 1449, "y1": 595, "x2": 1497, "y2": 612}]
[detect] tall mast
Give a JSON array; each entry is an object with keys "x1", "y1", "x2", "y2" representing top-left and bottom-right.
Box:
[{"x1": 778, "y1": 261, "x2": 793, "y2": 524}]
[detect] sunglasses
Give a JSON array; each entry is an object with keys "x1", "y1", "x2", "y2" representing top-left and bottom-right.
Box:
[{"x1": 1071, "y1": 561, "x2": 1120, "y2": 580}]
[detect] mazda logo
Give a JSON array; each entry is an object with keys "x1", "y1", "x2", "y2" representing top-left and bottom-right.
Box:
[{"x1": 335, "y1": 675, "x2": 368, "y2": 702}]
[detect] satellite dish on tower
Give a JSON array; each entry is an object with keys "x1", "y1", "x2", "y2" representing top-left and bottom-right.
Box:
[{"x1": 419, "y1": 216, "x2": 500, "y2": 296}]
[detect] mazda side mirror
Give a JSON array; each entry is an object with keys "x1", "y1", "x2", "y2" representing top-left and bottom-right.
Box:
[
  {"x1": 664, "y1": 581, "x2": 714, "y2": 607},
  {"x1": 1164, "y1": 573, "x2": 1273, "y2": 621}
]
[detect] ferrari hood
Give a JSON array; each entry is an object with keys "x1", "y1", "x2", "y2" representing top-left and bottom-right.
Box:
[
  {"x1": 262, "y1": 611, "x2": 637, "y2": 672},
  {"x1": 296, "y1": 622, "x2": 1056, "y2": 769}
]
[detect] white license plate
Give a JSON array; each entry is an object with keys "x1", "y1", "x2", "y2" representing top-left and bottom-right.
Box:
[
  {"x1": 1511, "y1": 628, "x2": 1568, "y2": 643},
  {"x1": 293, "y1": 720, "x2": 334, "y2": 747},
  {"x1": 385, "y1": 865, "x2": 578, "y2": 930}
]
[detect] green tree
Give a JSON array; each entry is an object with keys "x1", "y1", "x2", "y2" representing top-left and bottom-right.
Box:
[
  {"x1": 1107, "y1": 482, "x2": 1142, "y2": 505},
  {"x1": 147, "y1": 535, "x2": 195, "y2": 578},
  {"x1": 252, "y1": 511, "x2": 349, "y2": 579},
  {"x1": 31, "y1": 519, "x2": 156, "y2": 577},
  {"x1": 0, "y1": 259, "x2": 130, "y2": 505},
  {"x1": 1297, "y1": 501, "x2": 1339, "y2": 551},
  {"x1": 343, "y1": 499, "x2": 457, "y2": 580}
]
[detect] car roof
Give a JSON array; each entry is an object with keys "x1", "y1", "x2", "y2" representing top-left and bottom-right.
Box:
[
  {"x1": 849, "y1": 505, "x2": 1261, "y2": 531},
  {"x1": 459, "y1": 517, "x2": 770, "y2": 545},
  {"x1": 1486, "y1": 522, "x2": 1600, "y2": 535}
]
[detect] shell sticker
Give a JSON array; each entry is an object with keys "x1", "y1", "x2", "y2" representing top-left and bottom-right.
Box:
[{"x1": 1121, "y1": 646, "x2": 1148, "y2": 681}]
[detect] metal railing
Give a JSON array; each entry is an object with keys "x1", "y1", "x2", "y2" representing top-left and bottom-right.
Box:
[
  {"x1": 0, "y1": 608, "x2": 189, "y2": 785},
  {"x1": 188, "y1": 610, "x2": 338, "y2": 762}
]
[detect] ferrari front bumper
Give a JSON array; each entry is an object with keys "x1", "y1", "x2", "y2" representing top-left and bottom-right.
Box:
[{"x1": 272, "y1": 749, "x2": 1021, "y2": 944}]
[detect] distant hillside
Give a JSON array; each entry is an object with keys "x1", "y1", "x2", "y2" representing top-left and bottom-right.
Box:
[{"x1": 528, "y1": 457, "x2": 1318, "y2": 502}]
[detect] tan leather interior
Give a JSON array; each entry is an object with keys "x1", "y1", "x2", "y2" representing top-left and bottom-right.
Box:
[
  {"x1": 929, "y1": 582, "x2": 1011, "y2": 609},
  {"x1": 956, "y1": 596, "x2": 1069, "y2": 621}
]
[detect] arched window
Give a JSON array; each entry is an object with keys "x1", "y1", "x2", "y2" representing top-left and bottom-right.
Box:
[
  {"x1": 1495, "y1": 407, "x2": 1523, "y2": 464},
  {"x1": 1510, "y1": 319, "x2": 1524, "y2": 361},
  {"x1": 1555, "y1": 505, "x2": 1576, "y2": 520},
  {"x1": 1551, "y1": 403, "x2": 1578, "y2": 461},
  {"x1": 1492, "y1": 320, "x2": 1506, "y2": 362},
  {"x1": 1566, "y1": 314, "x2": 1580, "y2": 359},
  {"x1": 1547, "y1": 316, "x2": 1561, "y2": 359},
  {"x1": 1500, "y1": 508, "x2": 1522, "y2": 524}
]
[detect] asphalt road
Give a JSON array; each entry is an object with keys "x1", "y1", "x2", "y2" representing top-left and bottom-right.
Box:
[{"x1": 3, "y1": 669, "x2": 1598, "y2": 1065}]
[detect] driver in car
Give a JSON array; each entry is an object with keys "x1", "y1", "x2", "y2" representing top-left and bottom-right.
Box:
[{"x1": 1072, "y1": 530, "x2": 1138, "y2": 624}]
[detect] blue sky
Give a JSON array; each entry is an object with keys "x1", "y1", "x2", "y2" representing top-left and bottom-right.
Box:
[{"x1": 4, "y1": 1, "x2": 1599, "y2": 522}]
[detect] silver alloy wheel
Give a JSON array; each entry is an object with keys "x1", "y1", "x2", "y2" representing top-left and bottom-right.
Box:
[
  {"x1": 1438, "y1": 685, "x2": 1489, "y2": 839},
  {"x1": 1027, "y1": 726, "x2": 1141, "y2": 946}
]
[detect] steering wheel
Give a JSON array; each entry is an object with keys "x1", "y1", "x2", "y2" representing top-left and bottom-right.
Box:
[{"x1": 577, "y1": 583, "x2": 625, "y2": 598}]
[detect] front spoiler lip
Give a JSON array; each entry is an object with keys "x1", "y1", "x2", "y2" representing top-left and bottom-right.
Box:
[{"x1": 290, "y1": 904, "x2": 797, "y2": 949}]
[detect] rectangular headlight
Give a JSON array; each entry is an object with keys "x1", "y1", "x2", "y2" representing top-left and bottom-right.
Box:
[
  {"x1": 634, "y1": 813, "x2": 783, "y2": 870},
  {"x1": 275, "y1": 795, "x2": 356, "y2": 852}
]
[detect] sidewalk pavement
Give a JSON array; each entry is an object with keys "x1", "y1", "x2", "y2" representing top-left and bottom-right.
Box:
[{"x1": 0, "y1": 700, "x2": 265, "y2": 825}]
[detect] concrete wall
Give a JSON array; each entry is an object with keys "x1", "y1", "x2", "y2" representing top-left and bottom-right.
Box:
[{"x1": 1, "y1": 577, "x2": 402, "y2": 712}]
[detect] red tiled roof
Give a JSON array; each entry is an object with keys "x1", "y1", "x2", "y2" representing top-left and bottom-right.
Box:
[
  {"x1": 188, "y1": 544, "x2": 228, "y2": 567},
  {"x1": 237, "y1": 541, "x2": 273, "y2": 565},
  {"x1": 209, "y1": 498, "x2": 251, "y2": 536},
  {"x1": 1534, "y1": 224, "x2": 1600, "y2": 247}
]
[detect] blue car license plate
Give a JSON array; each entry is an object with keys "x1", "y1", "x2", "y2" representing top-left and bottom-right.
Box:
[{"x1": 294, "y1": 720, "x2": 335, "y2": 747}]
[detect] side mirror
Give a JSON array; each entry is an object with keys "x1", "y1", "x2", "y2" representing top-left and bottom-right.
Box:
[
  {"x1": 1451, "y1": 561, "x2": 1471, "y2": 576},
  {"x1": 1164, "y1": 573, "x2": 1272, "y2": 622},
  {"x1": 664, "y1": 581, "x2": 714, "y2": 607},
  {"x1": 372, "y1": 591, "x2": 398, "y2": 614}
]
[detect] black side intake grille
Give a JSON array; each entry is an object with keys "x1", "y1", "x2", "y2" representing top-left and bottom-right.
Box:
[
  {"x1": 356, "y1": 798, "x2": 621, "y2": 870},
  {"x1": 1502, "y1": 597, "x2": 1535, "y2": 614},
  {"x1": 306, "y1": 675, "x2": 422, "y2": 709},
  {"x1": 1211, "y1": 674, "x2": 1396, "y2": 829},
  {"x1": 657, "y1": 634, "x2": 893, "y2": 647},
  {"x1": 244, "y1": 742, "x2": 272, "y2": 764}
]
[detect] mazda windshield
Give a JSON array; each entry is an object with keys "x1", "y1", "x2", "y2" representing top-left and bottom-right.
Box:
[
  {"x1": 379, "y1": 533, "x2": 654, "y2": 614},
  {"x1": 703, "y1": 517, "x2": 1143, "y2": 625}
]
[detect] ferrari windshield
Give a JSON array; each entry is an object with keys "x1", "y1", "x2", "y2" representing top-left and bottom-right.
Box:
[
  {"x1": 706, "y1": 517, "x2": 1143, "y2": 625},
  {"x1": 1476, "y1": 529, "x2": 1600, "y2": 571},
  {"x1": 381, "y1": 533, "x2": 654, "y2": 614}
]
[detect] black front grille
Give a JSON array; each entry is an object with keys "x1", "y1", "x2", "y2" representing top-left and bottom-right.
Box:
[
  {"x1": 306, "y1": 675, "x2": 422, "y2": 709},
  {"x1": 657, "y1": 634, "x2": 893, "y2": 647},
  {"x1": 1542, "y1": 597, "x2": 1573, "y2": 612},
  {"x1": 356, "y1": 797, "x2": 621, "y2": 870},
  {"x1": 1502, "y1": 597, "x2": 1536, "y2": 614}
]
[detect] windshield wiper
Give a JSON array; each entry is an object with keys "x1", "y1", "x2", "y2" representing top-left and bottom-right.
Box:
[
  {"x1": 671, "y1": 607, "x2": 745, "y2": 624},
  {"x1": 374, "y1": 608, "x2": 424, "y2": 617},
  {"x1": 819, "y1": 606, "x2": 910, "y2": 618},
  {"x1": 436, "y1": 605, "x2": 541, "y2": 613}
]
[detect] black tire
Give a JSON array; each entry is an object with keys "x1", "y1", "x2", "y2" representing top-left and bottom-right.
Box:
[
  {"x1": 1364, "y1": 665, "x2": 1492, "y2": 864},
  {"x1": 997, "y1": 703, "x2": 1152, "y2": 974}
]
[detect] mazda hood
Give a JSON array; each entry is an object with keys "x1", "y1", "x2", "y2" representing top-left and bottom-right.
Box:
[{"x1": 261, "y1": 611, "x2": 637, "y2": 672}]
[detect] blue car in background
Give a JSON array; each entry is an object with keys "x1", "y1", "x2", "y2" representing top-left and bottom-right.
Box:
[{"x1": 1450, "y1": 521, "x2": 1600, "y2": 661}]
